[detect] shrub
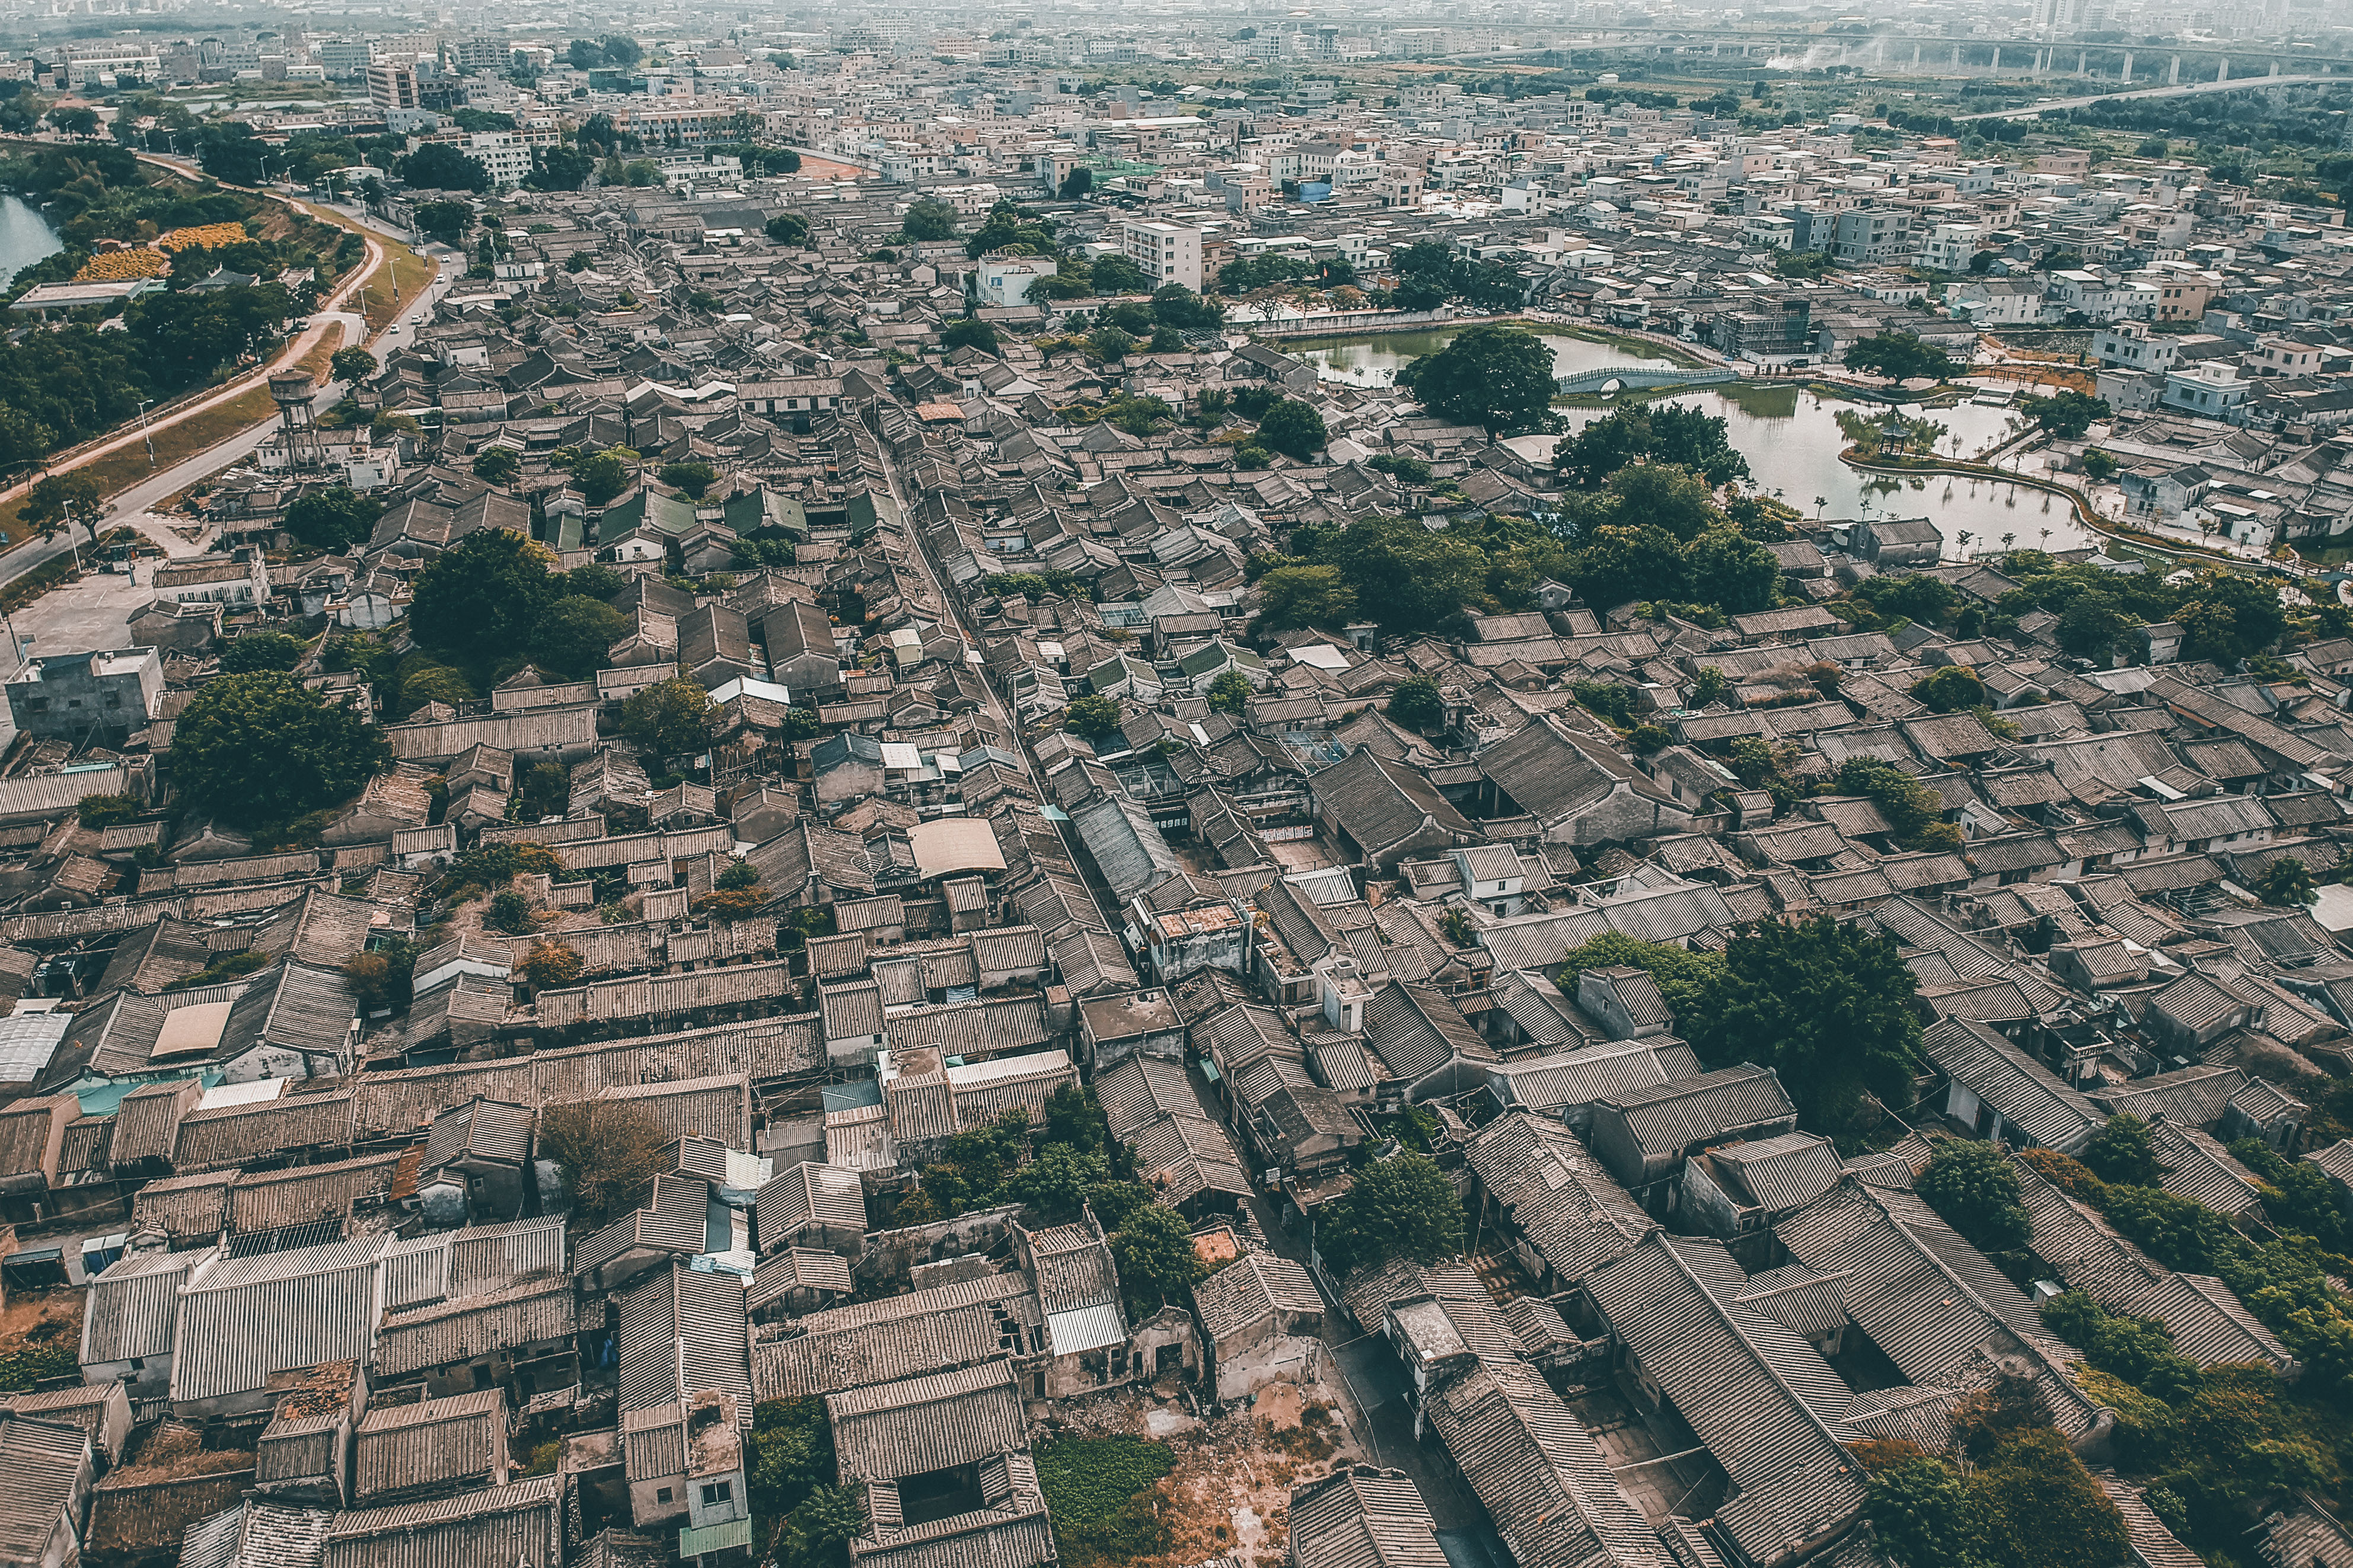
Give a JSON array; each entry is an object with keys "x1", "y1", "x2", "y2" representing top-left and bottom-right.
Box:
[
  {"x1": 521, "y1": 941, "x2": 584, "y2": 990},
  {"x1": 538, "y1": 1099, "x2": 670, "y2": 1225}
]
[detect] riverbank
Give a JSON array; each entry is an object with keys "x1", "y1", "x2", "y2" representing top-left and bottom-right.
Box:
[{"x1": 1841, "y1": 451, "x2": 2246, "y2": 571}]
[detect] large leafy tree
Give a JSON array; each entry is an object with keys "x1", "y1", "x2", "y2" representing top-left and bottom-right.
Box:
[
  {"x1": 1252, "y1": 564, "x2": 1354, "y2": 634},
  {"x1": 398, "y1": 142, "x2": 489, "y2": 193},
  {"x1": 1397, "y1": 324, "x2": 1557, "y2": 437},
  {"x1": 1256, "y1": 398, "x2": 1328, "y2": 461},
  {"x1": 172, "y1": 672, "x2": 390, "y2": 827},
  {"x1": 530, "y1": 597, "x2": 629, "y2": 680},
  {"x1": 1386, "y1": 675, "x2": 1444, "y2": 732},
  {"x1": 570, "y1": 449, "x2": 632, "y2": 505},
  {"x1": 1917, "y1": 1139, "x2": 2032, "y2": 1254},
  {"x1": 20, "y1": 471, "x2": 103, "y2": 556},
  {"x1": 2018, "y1": 388, "x2": 2110, "y2": 439},
  {"x1": 411, "y1": 528, "x2": 559, "y2": 663},
  {"x1": 284, "y1": 485, "x2": 381, "y2": 553},
  {"x1": 1315, "y1": 1152, "x2": 1462, "y2": 1277},
  {"x1": 1109, "y1": 1202, "x2": 1208, "y2": 1318},
  {"x1": 901, "y1": 197, "x2": 960, "y2": 241},
  {"x1": 1844, "y1": 331, "x2": 1955, "y2": 382},
  {"x1": 1568, "y1": 461, "x2": 1726, "y2": 545},
  {"x1": 1684, "y1": 914, "x2": 1922, "y2": 1131},
  {"x1": 2173, "y1": 569, "x2": 2284, "y2": 664},
  {"x1": 1565, "y1": 523, "x2": 1689, "y2": 609},
  {"x1": 1555, "y1": 405, "x2": 1751, "y2": 488},
  {"x1": 1684, "y1": 525, "x2": 1780, "y2": 614},
  {"x1": 1322, "y1": 513, "x2": 1487, "y2": 630},
  {"x1": 620, "y1": 676, "x2": 719, "y2": 761}
]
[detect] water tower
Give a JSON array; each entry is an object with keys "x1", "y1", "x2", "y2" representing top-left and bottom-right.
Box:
[{"x1": 269, "y1": 371, "x2": 327, "y2": 470}]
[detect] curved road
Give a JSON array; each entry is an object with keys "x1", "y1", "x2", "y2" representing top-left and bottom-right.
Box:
[{"x1": 0, "y1": 157, "x2": 442, "y2": 585}]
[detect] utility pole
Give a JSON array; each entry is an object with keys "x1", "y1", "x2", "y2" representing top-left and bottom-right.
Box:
[{"x1": 135, "y1": 400, "x2": 154, "y2": 469}]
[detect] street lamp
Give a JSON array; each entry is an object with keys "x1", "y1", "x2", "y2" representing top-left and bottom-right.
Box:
[{"x1": 135, "y1": 399, "x2": 154, "y2": 469}]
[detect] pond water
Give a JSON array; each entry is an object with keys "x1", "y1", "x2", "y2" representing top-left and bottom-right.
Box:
[
  {"x1": 1286, "y1": 330, "x2": 2100, "y2": 559},
  {"x1": 0, "y1": 194, "x2": 62, "y2": 289},
  {"x1": 1288, "y1": 327, "x2": 1681, "y2": 388}
]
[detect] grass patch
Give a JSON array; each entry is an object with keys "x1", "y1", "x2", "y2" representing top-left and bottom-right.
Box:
[
  {"x1": 1035, "y1": 1435, "x2": 1176, "y2": 1568},
  {"x1": 0, "y1": 553, "x2": 85, "y2": 612}
]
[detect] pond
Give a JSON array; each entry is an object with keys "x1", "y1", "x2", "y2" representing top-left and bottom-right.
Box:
[
  {"x1": 1513, "y1": 386, "x2": 2102, "y2": 559},
  {"x1": 0, "y1": 194, "x2": 62, "y2": 289},
  {"x1": 1288, "y1": 330, "x2": 2103, "y2": 558},
  {"x1": 1287, "y1": 327, "x2": 1681, "y2": 388}
]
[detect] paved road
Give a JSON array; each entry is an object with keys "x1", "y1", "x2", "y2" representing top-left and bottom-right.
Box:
[
  {"x1": 0, "y1": 170, "x2": 452, "y2": 590},
  {"x1": 1955, "y1": 71, "x2": 2332, "y2": 121}
]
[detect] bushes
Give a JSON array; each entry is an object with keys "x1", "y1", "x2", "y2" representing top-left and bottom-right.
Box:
[
  {"x1": 1034, "y1": 1435, "x2": 1176, "y2": 1568},
  {"x1": 1917, "y1": 1139, "x2": 2032, "y2": 1254}
]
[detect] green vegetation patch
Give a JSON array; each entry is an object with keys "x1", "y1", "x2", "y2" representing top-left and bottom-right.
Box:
[{"x1": 1035, "y1": 1434, "x2": 1176, "y2": 1568}]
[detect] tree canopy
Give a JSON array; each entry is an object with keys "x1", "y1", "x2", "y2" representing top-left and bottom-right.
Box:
[
  {"x1": 172, "y1": 672, "x2": 390, "y2": 828},
  {"x1": 411, "y1": 528, "x2": 561, "y2": 665},
  {"x1": 2019, "y1": 389, "x2": 2112, "y2": 440},
  {"x1": 1843, "y1": 330, "x2": 1956, "y2": 382},
  {"x1": 1554, "y1": 405, "x2": 1752, "y2": 488},
  {"x1": 284, "y1": 486, "x2": 381, "y2": 553},
  {"x1": 1683, "y1": 914, "x2": 1922, "y2": 1132},
  {"x1": 1315, "y1": 1152, "x2": 1463, "y2": 1276},
  {"x1": 1396, "y1": 324, "x2": 1558, "y2": 437},
  {"x1": 619, "y1": 676, "x2": 718, "y2": 762}
]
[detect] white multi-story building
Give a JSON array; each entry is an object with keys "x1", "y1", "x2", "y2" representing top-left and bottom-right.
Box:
[
  {"x1": 467, "y1": 132, "x2": 533, "y2": 191},
  {"x1": 1920, "y1": 222, "x2": 1984, "y2": 273},
  {"x1": 1118, "y1": 219, "x2": 1202, "y2": 292}
]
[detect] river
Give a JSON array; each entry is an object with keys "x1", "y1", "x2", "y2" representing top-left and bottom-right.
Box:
[
  {"x1": 0, "y1": 193, "x2": 60, "y2": 288},
  {"x1": 1287, "y1": 327, "x2": 2099, "y2": 558}
]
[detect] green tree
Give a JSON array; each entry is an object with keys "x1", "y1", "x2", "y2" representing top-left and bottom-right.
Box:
[
  {"x1": 1151, "y1": 285, "x2": 1222, "y2": 331},
  {"x1": 571, "y1": 449, "x2": 632, "y2": 505},
  {"x1": 620, "y1": 676, "x2": 718, "y2": 761},
  {"x1": 411, "y1": 528, "x2": 559, "y2": 663},
  {"x1": 1917, "y1": 1139, "x2": 2033, "y2": 1254},
  {"x1": 532, "y1": 143, "x2": 594, "y2": 191},
  {"x1": 1089, "y1": 253, "x2": 1150, "y2": 293},
  {"x1": 901, "y1": 197, "x2": 961, "y2": 241},
  {"x1": 1684, "y1": 525, "x2": 1780, "y2": 614},
  {"x1": 472, "y1": 446, "x2": 521, "y2": 485},
  {"x1": 1568, "y1": 461, "x2": 1727, "y2": 545},
  {"x1": 1969, "y1": 1430, "x2": 2131, "y2": 1568},
  {"x1": 941, "y1": 318, "x2": 1001, "y2": 356},
  {"x1": 1554, "y1": 404, "x2": 1751, "y2": 488},
  {"x1": 1396, "y1": 324, "x2": 1558, "y2": 437},
  {"x1": 20, "y1": 471, "x2": 103, "y2": 558},
  {"x1": 2018, "y1": 389, "x2": 2112, "y2": 440},
  {"x1": 530, "y1": 596, "x2": 629, "y2": 679},
  {"x1": 1060, "y1": 167, "x2": 1095, "y2": 200},
  {"x1": 1109, "y1": 1202, "x2": 1207, "y2": 1317},
  {"x1": 1206, "y1": 669, "x2": 1252, "y2": 715},
  {"x1": 998, "y1": 1141, "x2": 1105, "y2": 1225},
  {"x1": 1685, "y1": 914, "x2": 1922, "y2": 1132},
  {"x1": 2256, "y1": 856, "x2": 2319, "y2": 908},
  {"x1": 1386, "y1": 675, "x2": 1445, "y2": 732},
  {"x1": 537, "y1": 1099, "x2": 668, "y2": 1227},
  {"x1": 400, "y1": 142, "x2": 489, "y2": 193},
  {"x1": 1866, "y1": 1454, "x2": 1988, "y2": 1568},
  {"x1": 1063, "y1": 694, "x2": 1123, "y2": 745},
  {"x1": 2173, "y1": 570, "x2": 2285, "y2": 664},
  {"x1": 329, "y1": 346, "x2": 377, "y2": 382},
  {"x1": 218, "y1": 630, "x2": 307, "y2": 674},
  {"x1": 1322, "y1": 514, "x2": 1487, "y2": 630},
  {"x1": 659, "y1": 460, "x2": 718, "y2": 499},
  {"x1": 1561, "y1": 930, "x2": 1725, "y2": 1020},
  {"x1": 283, "y1": 485, "x2": 381, "y2": 553},
  {"x1": 1255, "y1": 398, "x2": 1328, "y2": 461},
  {"x1": 172, "y1": 672, "x2": 390, "y2": 828},
  {"x1": 1843, "y1": 331, "x2": 1956, "y2": 382},
  {"x1": 1910, "y1": 665, "x2": 1987, "y2": 713},
  {"x1": 2084, "y1": 1114, "x2": 2167, "y2": 1188},
  {"x1": 764, "y1": 212, "x2": 810, "y2": 247},
  {"x1": 1315, "y1": 1152, "x2": 1463, "y2": 1277},
  {"x1": 2082, "y1": 448, "x2": 2118, "y2": 481},
  {"x1": 1566, "y1": 523, "x2": 1689, "y2": 609}
]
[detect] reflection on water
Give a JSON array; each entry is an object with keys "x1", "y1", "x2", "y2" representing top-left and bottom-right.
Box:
[
  {"x1": 1518, "y1": 387, "x2": 2098, "y2": 558},
  {"x1": 0, "y1": 195, "x2": 62, "y2": 288},
  {"x1": 1287, "y1": 329, "x2": 1678, "y2": 387}
]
